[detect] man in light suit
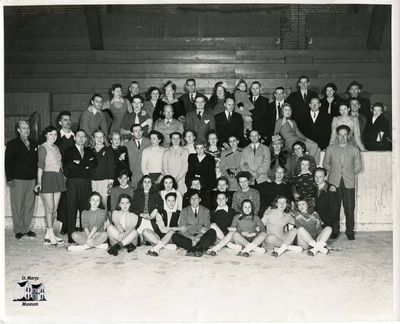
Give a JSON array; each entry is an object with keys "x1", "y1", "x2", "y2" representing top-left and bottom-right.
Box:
[
  {"x1": 323, "y1": 125, "x2": 362, "y2": 240},
  {"x1": 215, "y1": 96, "x2": 244, "y2": 148},
  {"x1": 171, "y1": 190, "x2": 217, "y2": 256},
  {"x1": 179, "y1": 78, "x2": 207, "y2": 114},
  {"x1": 240, "y1": 130, "x2": 271, "y2": 186},
  {"x1": 185, "y1": 95, "x2": 215, "y2": 143},
  {"x1": 126, "y1": 124, "x2": 151, "y2": 189}
]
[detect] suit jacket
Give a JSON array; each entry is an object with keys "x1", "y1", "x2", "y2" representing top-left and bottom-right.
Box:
[
  {"x1": 363, "y1": 114, "x2": 391, "y2": 150},
  {"x1": 287, "y1": 89, "x2": 318, "y2": 123},
  {"x1": 185, "y1": 153, "x2": 216, "y2": 191},
  {"x1": 323, "y1": 143, "x2": 362, "y2": 188},
  {"x1": 178, "y1": 205, "x2": 210, "y2": 238},
  {"x1": 125, "y1": 137, "x2": 151, "y2": 188},
  {"x1": 185, "y1": 110, "x2": 216, "y2": 143},
  {"x1": 240, "y1": 143, "x2": 271, "y2": 184},
  {"x1": 250, "y1": 95, "x2": 269, "y2": 138},
  {"x1": 344, "y1": 96, "x2": 371, "y2": 118},
  {"x1": 179, "y1": 92, "x2": 207, "y2": 114},
  {"x1": 265, "y1": 100, "x2": 285, "y2": 144},
  {"x1": 64, "y1": 145, "x2": 98, "y2": 179},
  {"x1": 320, "y1": 95, "x2": 343, "y2": 118},
  {"x1": 5, "y1": 137, "x2": 38, "y2": 182},
  {"x1": 120, "y1": 111, "x2": 151, "y2": 137},
  {"x1": 214, "y1": 111, "x2": 244, "y2": 147},
  {"x1": 298, "y1": 110, "x2": 331, "y2": 150}
]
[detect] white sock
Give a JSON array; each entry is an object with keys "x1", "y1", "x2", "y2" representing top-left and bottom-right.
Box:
[
  {"x1": 274, "y1": 243, "x2": 288, "y2": 256},
  {"x1": 95, "y1": 243, "x2": 108, "y2": 250},
  {"x1": 164, "y1": 244, "x2": 177, "y2": 251},
  {"x1": 319, "y1": 247, "x2": 328, "y2": 255},
  {"x1": 242, "y1": 243, "x2": 256, "y2": 253},
  {"x1": 253, "y1": 247, "x2": 266, "y2": 254},
  {"x1": 153, "y1": 242, "x2": 164, "y2": 253},
  {"x1": 67, "y1": 244, "x2": 90, "y2": 251},
  {"x1": 227, "y1": 243, "x2": 242, "y2": 251},
  {"x1": 48, "y1": 228, "x2": 57, "y2": 245},
  {"x1": 287, "y1": 245, "x2": 303, "y2": 253},
  {"x1": 308, "y1": 240, "x2": 317, "y2": 248},
  {"x1": 45, "y1": 229, "x2": 50, "y2": 240}
]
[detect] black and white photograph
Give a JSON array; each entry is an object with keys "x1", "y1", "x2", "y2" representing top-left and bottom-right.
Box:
[{"x1": 1, "y1": 0, "x2": 399, "y2": 322}]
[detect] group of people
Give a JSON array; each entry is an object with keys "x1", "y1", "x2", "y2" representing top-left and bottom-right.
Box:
[{"x1": 5, "y1": 76, "x2": 391, "y2": 258}]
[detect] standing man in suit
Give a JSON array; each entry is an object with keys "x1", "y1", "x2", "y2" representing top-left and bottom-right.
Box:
[
  {"x1": 171, "y1": 189, "x2": 217, "y2": 257},
  {"x1": 124, "y1": 81, "x2": 141, "y2": 104},
  {"x1": 5, "y1": 120, "x2": 38, "y2": 239},
  {"x1": 344, "y1": 80, "x2": 371, "y2": 118},
  {"x1": 126, "y1": 124, "x2": 151, "y2": 189},
  {"x1": 120, "y1": 94, "x2": 152, "y2": 139},
  {"x1": 63, "y1": 129, "x2": 98, "y2": 243},
  {"x1": 179, "y1": 78, "x2": 207, "y2": 114},
  {"x1": 185, "y1": 95, "x2": 215, "y2": 143},
  {"x1": 299, "y1": 97, "x2": 331, "y2": 154},
  {"x1": 287, "y1": 75, "x2": 318, "y2": 124},
  {"x1": 240, "y1": 130, "x2": 271, "y2": 186},
  {"x1": 265, "y1": 87, "x2": 286, "y2": 145},
  {"x1": 314, "y1": 167, "x2": 340, "y2": 239},
  {"x1": 249, "y1": 81, "x2": 269, "y2": 142},
  {"x1": 323, "y1": 125, "x2": 362, "y2": 240},
  {"x1": 215, "y1": 96, "x2": 244, "y2": 149},
  {"x1": 349, "y1": 98, "x2": 367, "y2": 137}
]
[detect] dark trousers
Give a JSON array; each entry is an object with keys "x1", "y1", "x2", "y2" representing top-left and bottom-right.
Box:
[
  {"x1": 57, "y1": 191, "x2": 67, "y2": 231},
  {"x1": 337, "y1": 178, "x2": 355, "y2": 236},
  {"x1": 66, "y1": 178, "x2": 92, "y2": 242},
  {"x1": 172, "y1": 229, "x2": 217, "y2": 252}
]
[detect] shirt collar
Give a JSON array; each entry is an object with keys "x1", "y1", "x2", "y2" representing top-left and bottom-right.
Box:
[
  {"x1": 191, "y1": 207, "x2": 199, "y2": 214},
  {"x1": 216, "y1": 205, "x2": 229, "y2": 212},
  {"x1": 60, "y1": 129, "x2": 74, "y2": 139},
  {"x1": 318, "y1": 182, "x2": 328, "y2": 192}
]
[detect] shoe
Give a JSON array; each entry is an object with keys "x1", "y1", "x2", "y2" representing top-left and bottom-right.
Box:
[
  {"x1": 271, "y1": 251, "x2": 279, "y2": 257},
  {"x1": 238, "y1": 251, "x2": 250, "y2": 257},
  {"x1": 60, "y1": 230, "x2": 66, "y2": 235},
  {"x1": 146, "y1": 250, "x2": 158, "y2": 257},
  {"x1": 330, "y1": 233, "x2": 339, "y2": 239},
  {"x1": 55, "y1": 236, "x2": 64, "y2": 244},
  {"x1": 346, "y1": 234, "x2": 355, "y2": 240},
  {"x1": 15, "y1": 233, "x2": 24, "y2": 240},
  {"x1": 75, "y1": 227, "x2": 83, "y2": 232},
  {"x1": 68, "y1": 239, "x2": 74, "y2": 244},
  {"x1": 205, "y1": 250, "x2": 217, "y2": 256},
  {"x1": 307, "y1": 249, "x2": 316, "y2": 256},
  {"x1": 25, "y1": 231, "x2": 36, "y2": 237},
  {"x1": 186, "y1": 250, "x2": 202, "y2": 257},
  {"x1": 125, "y1": 243, "x2": 136, "y2": 253},
  {"x1": 95, "y1": 243, "x2": 109, "y2": 250},
  {"x1": 43, "y1": 239, "x2": 52, "y2": 246},
  {"x1": 107, "y1": 244, "x2": 121, "y2": 256}
]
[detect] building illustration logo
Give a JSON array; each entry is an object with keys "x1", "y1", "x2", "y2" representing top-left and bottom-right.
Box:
[{"x1": 13, "y1": 279, "x2": 46, "y2": 304}]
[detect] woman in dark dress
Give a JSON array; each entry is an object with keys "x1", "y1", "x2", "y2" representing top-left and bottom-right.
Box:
[
  {"x1": 206, "y1": 81, "x2": 232, "y2": 116},
  {"x1": 320, "y1": 82, "x2": 343, "y2": 118},
  {"x1": 363, "y1": 102, "x2": 392, "y2": 151},
  {"x1": 185, "y1": 141, "x2": 216, "y2": 192},
  {"x1": 152, "y1": 80, "x2": 185, "y2": 123},
  {"x1": 109, "y1": 131, "x2": 131, "y2": 186},
  {"x1": 143, "y1": 86, "x2": 163, "y2": 120}
]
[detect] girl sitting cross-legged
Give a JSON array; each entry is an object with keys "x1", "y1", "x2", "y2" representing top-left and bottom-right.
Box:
[
  {"x1": 262, "y1": 195, "x2": 301, "y2": 257},
  {"x1": 67, "y1": 191, "x2": 109, "y2": 251},
  {"x1": 205, "y1": 191, "x2": 242, "y2": 256},
  {"x1": 106, "y1": 194, "x2": 139, "y2": 256},
  {"x1": 230, "y1": 199, "x2": 267, "y2": 257},
  {"x1": 293, "y1": 197, "x2": 332, "y2": 256},
  {"x1": 143, "y1": 192, "x2": 184, "y2": 257}
]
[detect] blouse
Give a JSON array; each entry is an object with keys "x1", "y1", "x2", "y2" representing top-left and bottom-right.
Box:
[
  {"x1": 38, "y1": 142, "x2": 63, "y2": 172},
  {"x1": 262, "y1": 208, "x2": 295, "y2": 237}
]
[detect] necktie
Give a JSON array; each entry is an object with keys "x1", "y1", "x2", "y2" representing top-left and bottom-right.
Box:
[
  {"x1": 194, "y1": 209, "x2": 198, "y2": 218},
  {"x1": 166, "y1": 120, "x2": 170, "y2": 127},
  {"x1": 253, "y1": 145, "x2": 256, "y2": 154},
  {"x1": 190, "y1": 94, "x2": 194, "y2": 103},
  {"x1": 197, "y1": 112, "x2": 202, "y2": 120},
  {"x1": 79, "y1": 146, "x2": 84, "y2": 158},
  {"x1": 313, "y1": 112, "x2": 316, "y2": 119},
  {"x1": 228, "y1": 112, "x2": 232, "y2": 121},
  {"x1": 253, "y1": 96, "x2": 257, "y2": 103},
  {"x1": 137, "y1": 140, "x2": 141, "y2": 149},
  {"x1": 303, "y1": 92, "x2": 307, "y2": 102},
  {"x1": 134, "y1": 113, "x2": 139, "y2": 125},
  {"x1": 277, "y1": 102, "x2": 281, "y2": 120}
]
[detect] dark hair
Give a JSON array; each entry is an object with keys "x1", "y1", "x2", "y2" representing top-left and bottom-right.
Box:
[
  {"x1": 236, "y1": 171, "x2": 252, "y2": 182},
  {"x1": 183, "y1": 129, "x2": 197, "y2": 142},
  {"x1": 130, "y1": 123, "x2": 143, "y2": 132},
  {"x1": 236, "y1": 79, "x2": 248, "y2": 91},
  {"x1": 371, "y1": 102, "x2": 386, "y2": 112},
  {"x1": 40, "y1": 125, "x2": 58, "y2": 144},
  {"x1": 187, "y1": 189, "x2": 201, "y2": 200},
  {"x1": 239, "y1": 199, "x2": 254, "y2": 221},
  {"x1": 159, "y1": 175, "x2": 178, "y2": 190},
  {"x1": 148, "y1": 130, "x2": 164, "y2": 145},
  {"x1": 323, "y1": 82, "x2": 337, "y2": 94},
  {"x1": 89, "y1": 93, "x2": 102, "y2": 105},
  {"x1": 250, "y1": 81, "x2": 261, "y2": 88},
  {"x1": 271, "y1": 195, "x2": 290, "y2": 213},
  {"x1": 274, "y1": 86, "x2": 284, "y2": 93},
  {"x1": 217, "y1": 176, "x2": 228, "y2": 185},
  {"x1": 292, "y1": 140, "x2": 307, "y2": 153},
  {"x1": 117, "y1": 168, "x2": 131, "y2": 180},
  {"x1": 75, "y1": 129, "x2": 88, "y2": 138},
  {"x1": 112, "y1": 83, "x2": 122, "y2": 92},
  {"x1": 165, "y1": 191, "x2": 177, "y2": 201},
  {"x1": 137, "y1": 175, "x2": 155, "y2": 192},
  {"x1": 314, "y1": 167, "x2": 328, "y2": 177},
  {"x1": 298, "y1": 156, "x2": 311, "y2": 166},
  {"x1": 169, "y1": 132, "x2": 182, "y2": 139},
  {"x1": 163, "y1": 80, "x2": 177, "y2": 92},
  {"x1": 115, "y1": 194, "x2": 133, "y2": 211},
  {"x1": 87, "y1": 191, "x2": 105, "y2": 210},
  {"x1": 163, "y1": 104, "x2": 174, "y2": 113},
  {"x1": 56, "y1": 111, "x2": 71, "y2": 129},
  {"x1": 206, "y1": 130, "x2": 218, "y2": 144},
  {"x1": 336, "y1": 124, "x2": 351, "y2": 135},
  {"x1": 208, "y1": 81, "x2": 228, "y2": 108},
  {"x1": 224, "y1": 95, "x2": 235, "y2": 103},
  {"x1": 298, "y1": 75, "x2": 310, "y2": 83},
  {"x1": 272, "y1": 166, "x2": 287, "y2": 183},
  {"x1": 132, "y1": 94, "x2": 145, "y2": 103},
  {"x1": 309, "y1": 96, "x2": 320, "y2": 103},
  {"x1": 146, "y1": 87, "x2": 161, "y2": 101},
  {"x1": 186, "y1": 78, "x2": 196, "y2": 85}
]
